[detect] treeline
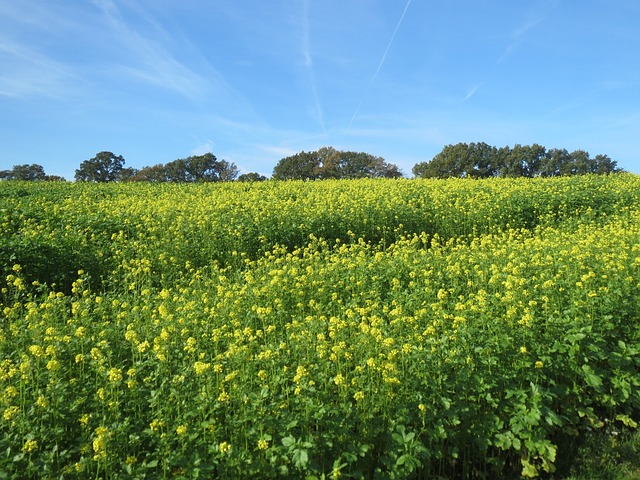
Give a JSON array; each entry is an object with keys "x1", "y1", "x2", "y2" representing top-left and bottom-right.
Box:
[
  {"x1": 73, "y1": 152, "x2": 241, "y2": 183},
  {"x1": 0, "y1": 164, "x2": 65, "y2": 182},
  {"x1": 413, "y1": 142, "x2": 620, "y2": 178},
  {"x1": 1, "y1": 142, "x2": 621, "y2": 182},
  {"x1": 272, "y1": 146, "x2": 402, "y2": 180}
]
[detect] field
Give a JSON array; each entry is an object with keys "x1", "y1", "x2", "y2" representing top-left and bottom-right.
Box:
[{"x1": 1, "y1": 174, "x2": 640, "y2": 479}]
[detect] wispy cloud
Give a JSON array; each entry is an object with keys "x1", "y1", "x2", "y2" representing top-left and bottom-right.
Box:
[
  {"x1": 90, "y1": 0, "x2": 212, "y2": 99},
  {"x1": 498, "y1": 1, "x2": 558, "y2": 63},
  {"x1": 348, "y1": 0, "x2": 412, "y2": 130},
  {"x1": 462, "y1": 83, "x2": 482, "y2": 101},
  {"x1": 300, "y1": 0, "x2": 326, "y2": 132},
  {"x1": 0, "y1": 39, "x2": 82, "y2": 99},
  {"x1": 191, "y1": 140, "x2": 216, "y2": 156}
]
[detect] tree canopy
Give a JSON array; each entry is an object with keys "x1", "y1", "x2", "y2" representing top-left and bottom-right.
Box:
[
  {"x1": 237, "y1": 172, "x2": 268, "y2": 182},
  {"x1": 130, "y1": 153, "x2": 238, "y2": 182},
  {"x1": 272, "y1": 147, "x2": 402, "y2": 180},
  {"x1": 75, "y1": 151, "x2": 126, "y2": 182},
  {"x1": 0, "y1": 164, "x2": 65, "y2": 181},
  {"x1": 412, "y1": 143, "x2": 620, "y2": 179}
]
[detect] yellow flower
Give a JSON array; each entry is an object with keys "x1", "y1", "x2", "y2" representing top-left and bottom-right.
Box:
[
  {"x1": 218, "y1": 441, "x2": 232, "y2": 454},
  {"x1": 149, "y1": 419, "x2": 164, "y2": 431},
  {"x1": 535, "y1": 361, "x2": 544, "y2": 369},
  {"x1": 107, "y1": 368, "x2": 122, "y2": 383},
  {"x1": 520, "y1": 346, "x2": 527, "y2": 354},
  {"x1": 46, "y1": 359, "x2": 60, "y2": 371},
  {"x1": 96, "y1": 388, "x2": 106, "y2": 401},
  {"x1": 194, "y1": 361, "x2": 210, "y2": 375},
  {"x1": 22, "y1": 439, "x2": 38, "y2": 453},
  {"x1": 28, "y1": 345, "x2": 44, "y2": 358},
  {"x1": 3, "y1": 406, "x2": 19, "y2": 422},
  {"x1": 353, "y1": 391, "x2": 365, "y2": 402},
  {"x1": 257, "y1": 439, "x2": 269, "y2": 450},
  {"x1": 176, "y1": 425, "x2": 188, "y2": 436}
]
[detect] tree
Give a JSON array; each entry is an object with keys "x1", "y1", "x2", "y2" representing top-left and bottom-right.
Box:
[
  {"x1": 272, "y1": 147, "x2": 402, "y2": 180},
  {"x1": 127, "y1": 153, "x2": 238, "y2": 183},
  {"x1": 216, "y1": 159, "x2": 239, "y2": 182},
  {"x1": 539, "y1": 148, "x2": 572, "y2": 177},
  {"x1": 131, "y1": 164, "x2": 170, "y2": 182},
  {"x1": 164, "y1": 153, "x2": 238, "y2": 182},
  {"x1": 272, "y1": 151, "x2": 322, "y2": 180},
  {"x1": 593, "y1": 154, "x2": 620, "y2": 174},
  {"x1": 0, "y1": 164, "x2": 47, "y2": 181},
  {"x1": 237, "y1": 172, "x2": 268, "y2": 182},
  {"x1": 75, "y1": 151, "x2": 126, "y2": 182},
  {"x1": 412, "y1": 142, "x2": 498, "y2": 179},
  {"x1": 413, "y1": 143, "x2": 620, "y2": 178},
  {"x1": 501, "y1": 144, "x2": 547, "y2": 177}
]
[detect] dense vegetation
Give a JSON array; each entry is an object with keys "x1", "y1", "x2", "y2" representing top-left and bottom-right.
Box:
[
  {"x1": 412, "y1": 143, "x2": 619, "y2": 179},
  {"x1": 2, "y1": 142, "x2": 620, "y2": 183},
  {"x1": 1, "y1": 174, "x2": 639, "y2": 479}
]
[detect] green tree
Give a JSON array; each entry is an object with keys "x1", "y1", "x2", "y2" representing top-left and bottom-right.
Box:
[
  {"x1": 131, "y1": 164, "x2": 169, "y2": 182},
  {"x1": 130, "y1": 153, "x2": 238, "y2": 183},
  {"x1": 163, "y1": 153, "x2": 238, "y2": 182},
  {"x1": 272, "y1": 147, "x2": 401, "y2": 180},
  {"x1": 272, "y1": 151, "x2": 321, "y2": 180},
  {"x1": 75, "y1": 151, "x2": 126, "y2": 182},
  {"x1": 593, "y1": 154, "x2": 620, "y2": 174},
  {"x1": 0, "y1": 164, "x2": 47, "y2": 181},
  {"x1": 237, "y1": 172, "x2": 268, "y2": 182},
  {"x1": 413, "y1": 142, "x2": 499, "y2": 179},
  {"x1": 538, "y1": 148, "x2": 572, "y2": 177},
  {"x1": 502, "y1": 144, "x2": 547, "y2": 177},
  {"x1": 414, "y1": 143, "x2": 620, "y2": 178}
]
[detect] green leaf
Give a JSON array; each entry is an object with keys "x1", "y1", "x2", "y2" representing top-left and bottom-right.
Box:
[
  {"x1": 282, "y1": 436, "x2": 296, "y2": 448},
  {"x1": 582, "y1": 365, "x2": 603, "y2": 389},
  {"x1": 521, "y1": 460, "x2": 538, "y2": 478},
  {"x1": 293, "y1": 449, "x2": 309, "y2": 469},
  {"x1": 615, "y1": 414, "x2": 638, "y2": 428}
]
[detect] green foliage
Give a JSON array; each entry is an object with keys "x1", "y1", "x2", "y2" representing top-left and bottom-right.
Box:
[
  {"x1": 0, "y1": 164, "x2": 62, "y2": 181},
  {"x1": 272, "y1": 147, "x2": 402, "y2": 180},
  {"x1": 75, "y1": 151, "x2": 126, "y2": 182},
  {"x1": 413, "y1": 142, "x2": 620, "y2": 179},
  {"x1": 1, "y1": 174, "x2": 639, "y2": 478},
  {"x1": 237, "y1": 172, "x2": 268, "y2": 182},
  {"x1": 131, "y1": 153, "x2": 238, "y2": 182}
]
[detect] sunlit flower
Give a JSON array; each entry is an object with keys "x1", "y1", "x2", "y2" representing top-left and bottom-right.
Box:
[{"x1": 22, "y1": 439, "x2": 38, "y2": 453}]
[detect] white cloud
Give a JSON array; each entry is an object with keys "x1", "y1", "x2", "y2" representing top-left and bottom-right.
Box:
[{"x1": 0, "y1": 39, "x2": 83, "y2": 99}]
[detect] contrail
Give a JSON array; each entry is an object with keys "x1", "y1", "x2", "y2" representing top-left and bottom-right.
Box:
[
  {"x1": 348, "y1": 0, "x2": 412, "y2": 130},
  {"x1": 302, "y1": 0, "x2": 326, "y2": 132}
]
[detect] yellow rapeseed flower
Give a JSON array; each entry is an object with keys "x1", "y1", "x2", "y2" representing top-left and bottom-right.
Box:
[{"x1": 22, "y1": 439, "x2": 38, "y2": 453}]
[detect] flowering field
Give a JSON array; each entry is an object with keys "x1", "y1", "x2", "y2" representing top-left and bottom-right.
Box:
[{"x1": 1, "y1": 174, "x2": 640, "y2": 479}]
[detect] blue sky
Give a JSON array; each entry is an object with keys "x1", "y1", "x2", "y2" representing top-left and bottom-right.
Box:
[{"x1": 1, "y1": 0, "x2": 639, "y2": 179}]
